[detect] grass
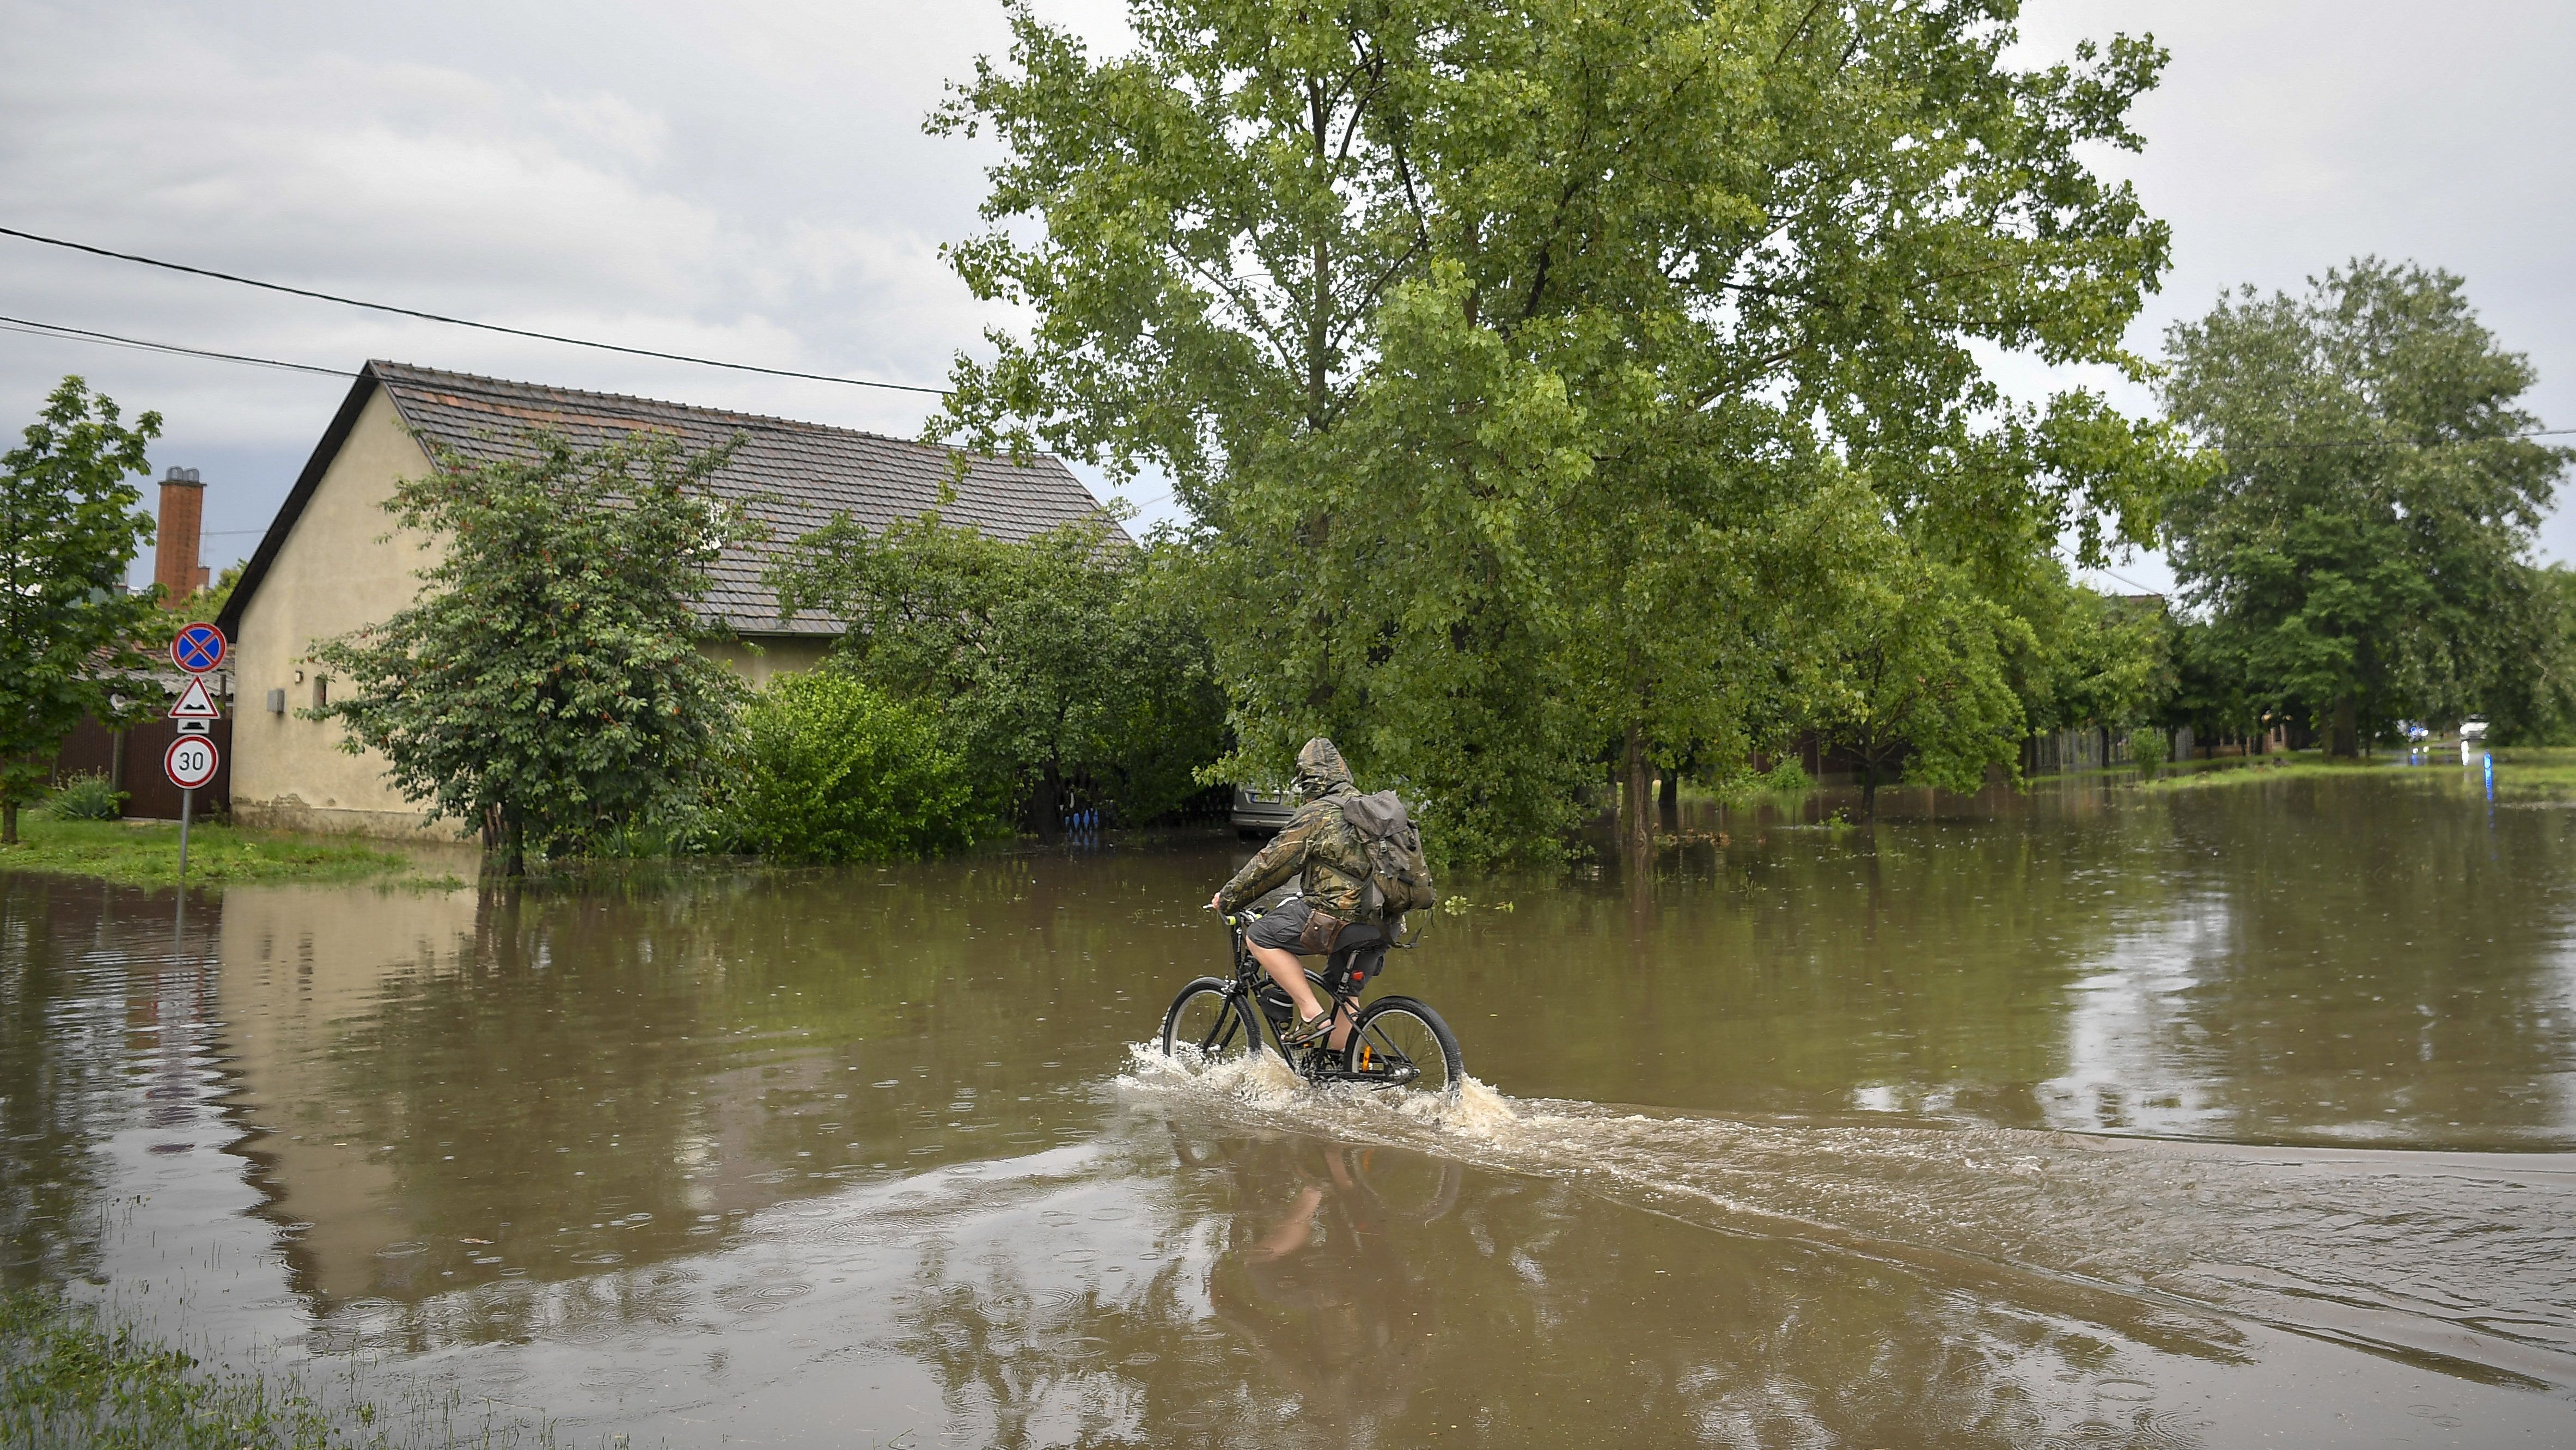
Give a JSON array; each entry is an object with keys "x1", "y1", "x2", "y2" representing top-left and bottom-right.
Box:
[
  {"x1": 2483, "y1": 745, "x2": 2576, "y2": 796},
  {"x1": 0, "y1": 1288, "x2": 342, "y2": 1449},
  {"x1": 2131, "y1": 745, "x2": 2576, "y2": 798},
  {"x1": 2131, "y1": 753, "x2": 2375, "y2": 791},
  {"x1": 0, "y1": 1289, "x2": 572, "y2": 1448},
  {"x1": 0, "y1": 817, "x2": 434, "y2": 889}
]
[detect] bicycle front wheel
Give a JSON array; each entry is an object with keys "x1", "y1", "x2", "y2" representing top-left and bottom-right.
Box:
[
  {"x1": 1346, "y1": 995, "x2": 1463, "y2": 1099},
  {"x1": 1160, "y1": 977, "x2": 1265, "y2": 1066}
]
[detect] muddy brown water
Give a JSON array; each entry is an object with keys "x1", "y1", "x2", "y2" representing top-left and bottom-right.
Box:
[{"x1": 5, "y1": 762, "x2": 2575, "y2": 1446}]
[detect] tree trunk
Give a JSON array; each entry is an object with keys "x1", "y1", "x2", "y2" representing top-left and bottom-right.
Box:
[
  {"x1": 1034, "y1": 761, "x2": 1063, "y2": 843},
  {"x1": 1621, "y1": 724, "x2": 1654, "y2": 866},
  {"x1": 2329, "y1": 695, "x2": 2360, "y2": 758},
  {"x1": 500, "y1": 806, "x2": 526, "y2": 878},
  {"x1": 2, "y1": 799, "x2": 16, "y2": 846}
]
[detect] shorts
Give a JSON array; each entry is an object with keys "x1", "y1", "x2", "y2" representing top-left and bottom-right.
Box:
[{"x1": 1247, "y1": 896, "x2": 1383, "y2": 958}]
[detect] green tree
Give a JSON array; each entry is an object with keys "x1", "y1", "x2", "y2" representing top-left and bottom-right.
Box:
[
  {"x1": 1815, "y1": 544, "x2": 2030, "y2": 818},
  {"x1": 931, "y1": 0, "x2": 2189, "y2": 864},
  {"x1": 2008, "y1": 564, "x2": 2174, "y2": 739},
  {"x1": 2160, "y1": 260, "x2": 2568, "y2": 755},
  {"x1": 2484, "y1": 564, "x2": 2576, "y2": 746},
  {"x1": 0, "y1": 377, "x2": 162, "y2": 847},
  {"x1": 308, "y1": 430, "x2": 757, "y2": 875},
  {"x1": 771, "y1": 511, "x2": 1225, "y2": 836}
]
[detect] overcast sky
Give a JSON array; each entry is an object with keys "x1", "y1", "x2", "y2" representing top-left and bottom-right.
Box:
[{"x1": 4, "y1": 2, "x2": 2571, "y2": 598}]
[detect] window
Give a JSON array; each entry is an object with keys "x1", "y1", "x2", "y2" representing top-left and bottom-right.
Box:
[{"x1": 310, "y1": 676, "x2": 328, "y2": 710}]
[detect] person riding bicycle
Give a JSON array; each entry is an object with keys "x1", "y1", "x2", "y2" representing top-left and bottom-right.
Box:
[{"x1": 1206, "y1": 737, "x2": 1383, "y2": 1051}]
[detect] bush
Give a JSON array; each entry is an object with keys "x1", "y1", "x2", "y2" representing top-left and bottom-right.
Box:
[
  {"x1": 2130, "y1": 725, "x2": 2168, "y2": 776},
  {"x1": 722, "y1": 672, "x2": 996, "y2": 863},
  {"x1": 40, "y1": 772, "x2": 123, "y2": 820},
  {"x1": 1759, "y1": 758, "x2": 1814, "y2": 794}
]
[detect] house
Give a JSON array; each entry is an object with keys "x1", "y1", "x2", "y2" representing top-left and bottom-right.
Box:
[{"x1": 216, "y1": 360, "x2": 1118, "y2": 838}]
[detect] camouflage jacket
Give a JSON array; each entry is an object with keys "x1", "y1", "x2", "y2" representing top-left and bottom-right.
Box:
[{"x1": 1216, "y1": 789, "x2": 1377, "y2": 921}]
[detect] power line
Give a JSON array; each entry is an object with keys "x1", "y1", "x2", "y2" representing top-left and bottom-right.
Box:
[
  {"x1": 2220, "y1": 426, "x2": 2576, "y2": 451},
  {"x1": 0, "y1": 314, "x2": 355, "y2": 377},
  {"x1": 2064, "y1": 553, "x2": 2165, "y2": 597},
  {"x1": 0, "y1": 223, "x2": 951, "y2": 397}
]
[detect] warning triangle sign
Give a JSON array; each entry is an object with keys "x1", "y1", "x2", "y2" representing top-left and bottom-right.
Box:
[{"x1": 169, "y1": 675, "x2": 221, "y2": 720}]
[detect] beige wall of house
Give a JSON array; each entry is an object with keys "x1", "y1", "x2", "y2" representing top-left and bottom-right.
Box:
[
  {"x1": 231, "y1": 388, "x2": 446, "y2": 838},
  {"x1": 231, "y1": 390, "x2": 841, "y2": 840}
]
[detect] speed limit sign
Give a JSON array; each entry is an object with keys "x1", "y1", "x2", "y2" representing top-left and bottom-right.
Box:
[{"x1": 164, "y1": 735, "x2": 220, "y2": 790}]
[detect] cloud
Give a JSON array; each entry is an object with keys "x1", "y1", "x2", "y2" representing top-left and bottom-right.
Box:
[{"x1": 3, "y1": 0, "x2": 2568, "y2": 584}]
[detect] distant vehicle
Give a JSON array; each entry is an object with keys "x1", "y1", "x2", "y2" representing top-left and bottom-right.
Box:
[
  {"x1": 1230, "y1": 785, "x2": 1295, "y2": 836},
  {"x1": 2401, "y1": 720, "x2": 2431, "y2": 742},
  {"x1": 2462, "y1": 717, "x2": 2490, "y2": 742}
]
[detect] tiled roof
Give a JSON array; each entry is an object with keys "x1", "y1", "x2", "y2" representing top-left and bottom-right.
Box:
[{"x1": 368, "y1": 361, "x2": 1121, "y2": 637}]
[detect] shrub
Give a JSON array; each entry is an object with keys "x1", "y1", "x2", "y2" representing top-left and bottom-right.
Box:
[
  {"x1": 40, "y1": 772, "x2": 123, "y2": 821},
  {"x1": 2131, "y1": 726, "x2": 2168, "y2": 776},
  {"x1": 1759, "y1": 759, "x2": 1814, "y2": 794},
  {"x1": 722, "y1": 672, "x2": 995, "y2": 863}
]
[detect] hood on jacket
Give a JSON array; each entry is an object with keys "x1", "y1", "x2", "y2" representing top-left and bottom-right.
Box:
[{"x1": 1291, "y1": 737, "x2": 1356, "y2": 803}]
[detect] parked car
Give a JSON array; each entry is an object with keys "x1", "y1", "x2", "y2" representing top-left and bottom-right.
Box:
[
  {"x1": 2461, "y1": 717, "x2": 2489, "y2": 742},
  {"x1": 1230, "y1": 784, "x2": 1295, "y2": 836}
]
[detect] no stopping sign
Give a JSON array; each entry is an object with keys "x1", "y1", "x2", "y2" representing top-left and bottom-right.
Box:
[{"x1": 164, "y1": 735, "x2": 220, "y2": 790}]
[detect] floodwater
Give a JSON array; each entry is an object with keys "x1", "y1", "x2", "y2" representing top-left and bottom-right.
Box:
[{"x1": 6, "y1": 763, "x2": 2576, "y2": 1447}]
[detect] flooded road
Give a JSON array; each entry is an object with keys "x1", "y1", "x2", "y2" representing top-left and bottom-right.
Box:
[{"x1": 6, "y1": 764, "x2": 2576, "y2": 1446}]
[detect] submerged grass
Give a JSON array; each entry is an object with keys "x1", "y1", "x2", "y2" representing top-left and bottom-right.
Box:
[
  {"x1": 2132, "y1": 746, "x2": 2576, "y2": 799},
  {"x1": 0, "y1": 818, "x2": 435, "y2": 889},
  {"x1": 0, "y1": 1290, "x2": 572, "y2": 1448},
  {"x1": 2485, "y1": 746, "x2": 2576, "y2": 796},
  {"x1": 2132, "y1": 754, "x2": 2379, "y2": 791}
]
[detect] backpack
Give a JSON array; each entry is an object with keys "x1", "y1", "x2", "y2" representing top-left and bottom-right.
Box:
[{"x1": 1339, "y1": 791, "x2": 1437, "y2": 921}]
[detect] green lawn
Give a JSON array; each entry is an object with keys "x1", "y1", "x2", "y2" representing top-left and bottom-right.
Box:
[{"x1": 0, "y1": 816, "x2": 431, "y2": 888}]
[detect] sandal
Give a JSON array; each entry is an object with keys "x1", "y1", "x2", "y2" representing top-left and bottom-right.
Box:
[{"x1": 1282, "y1": 1007, "x2": 1335, "y2": 1046}]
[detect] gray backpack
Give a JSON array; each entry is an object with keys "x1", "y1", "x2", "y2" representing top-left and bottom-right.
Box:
[{"x1": 1340, "y1": 791, "x2": 1437, "y2": 920}]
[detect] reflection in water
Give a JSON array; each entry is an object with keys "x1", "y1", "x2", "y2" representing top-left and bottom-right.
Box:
[
  {"x1": 5, "y1": 770, "x2": 2576, "y2": 1443},
  {"x1": 1201, "y1": 1136, "x2": 1439, "y2": 1425},
  {"x1": 207, "y1": 861, "x2": 1171, "y2": 1338},
  {"x1": 877, "y1": 1111, "x2": 2251, "y2": 1448}
]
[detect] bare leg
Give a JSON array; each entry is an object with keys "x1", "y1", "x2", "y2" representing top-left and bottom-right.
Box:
[
  {"x1": 1323, "y1": 994, "x2": 1357, "y2": 1054},
  {"x1": 1250, "y1": 943, "x2": 1361, "y2": 1053},
  {"x1": 1250, "y1": 942, "x2": 1323, "y2": 1025}
]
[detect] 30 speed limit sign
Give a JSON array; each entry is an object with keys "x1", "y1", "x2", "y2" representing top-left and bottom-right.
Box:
[{"x1": 164, "y1": 735, "x2": 220, "y2": 790}]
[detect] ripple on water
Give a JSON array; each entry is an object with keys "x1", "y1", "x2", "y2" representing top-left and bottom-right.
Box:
[{"x1": 1115, "y1": 1037, "x2": 2576, "y2": 1393}]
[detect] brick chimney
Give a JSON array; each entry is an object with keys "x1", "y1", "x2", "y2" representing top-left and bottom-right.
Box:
[{"x1": 154, "y1": 466, "x2": 208, "y2": 607}]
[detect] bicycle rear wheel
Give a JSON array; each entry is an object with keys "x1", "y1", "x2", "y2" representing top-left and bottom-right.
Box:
[
  {"x1": 1160, "y1": 977, "x2": 1265, "y2": 1065},
  {"x1": 1345, "y1": 995, "x2": 1463, "y2": 1099}
]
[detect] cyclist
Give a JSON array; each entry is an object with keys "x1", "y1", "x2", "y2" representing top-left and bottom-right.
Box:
[{"x1": 1206, "y1": 737, "x2": 1381, "y2": 1052}]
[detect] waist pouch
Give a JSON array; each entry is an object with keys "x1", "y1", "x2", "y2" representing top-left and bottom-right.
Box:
[{"x1": 1296, "y1": 906, "x2": 1348, "y2": 954}]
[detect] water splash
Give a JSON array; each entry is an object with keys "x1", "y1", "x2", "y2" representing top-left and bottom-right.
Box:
[{"x1": 1118, "y1": 1040, "x2": 1519, "y2": 1138}]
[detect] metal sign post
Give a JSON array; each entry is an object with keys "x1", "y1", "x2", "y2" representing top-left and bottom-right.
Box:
[
  {"x1": 163, "y1": 734, "x2": 219, "y2": 883},
  {"x1": 165, "y1": 626, "x2": 226, "y2": 886}
]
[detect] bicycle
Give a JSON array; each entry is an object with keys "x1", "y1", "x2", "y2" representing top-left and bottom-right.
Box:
[{"x1": 1159, "y1": 901, "x2": 1465, "y2": 1099}]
